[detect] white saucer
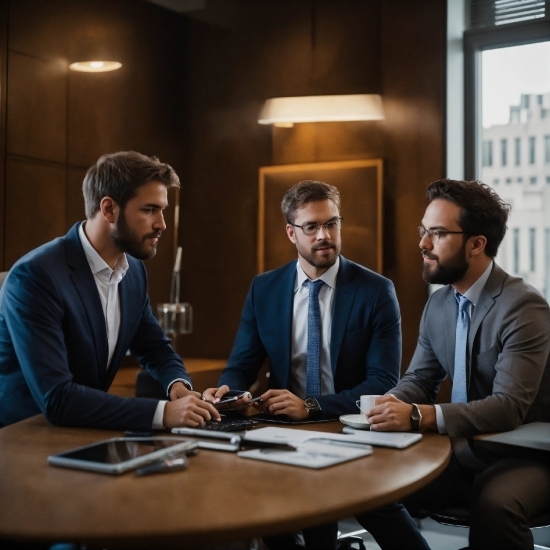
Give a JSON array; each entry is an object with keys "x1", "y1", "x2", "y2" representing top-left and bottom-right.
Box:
[{"x1": 339, "y1": 414, "x2": 371, "y2": 430}]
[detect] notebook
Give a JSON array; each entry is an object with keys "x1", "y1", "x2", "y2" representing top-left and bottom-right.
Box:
[{"x1": 243, "y1": 426, "x2": 422, "y2": 449}]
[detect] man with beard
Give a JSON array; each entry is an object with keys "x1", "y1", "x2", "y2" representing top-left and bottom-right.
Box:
[
  {"x1": 0, "y1": 151, "x2": 220, "y2": 430},
  {"x1": 215, "y1": 180, "x2": 401, "y2": 550},
  {"x1": 355, "y1": 179, "x2": 550, "y2": 550}
]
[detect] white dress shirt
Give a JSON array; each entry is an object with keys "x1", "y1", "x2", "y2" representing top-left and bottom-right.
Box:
[
  {"x1": 289, "y1": 257, "x2": 339, "y2": 399},
  {"x1": 435, "y1": 261, "x2": 494, "y2": 433},
  {"x1": 78, "y1": 223, "x2": 166, "y2": 428}
]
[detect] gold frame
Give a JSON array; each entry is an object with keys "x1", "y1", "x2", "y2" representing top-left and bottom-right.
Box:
[{"x1": 258, "y1": 159, "x2": 383, "y2": 274}]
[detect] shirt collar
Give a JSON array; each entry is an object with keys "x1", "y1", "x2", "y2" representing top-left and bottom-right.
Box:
[
  {"x1": 458, "y1": 261, "x2": 493, "y2": 306},
  {"x1": 294, "y1": 256, "x2": 340, "y2": 291},
  {"x1": 78, "y1": 222, "x2": 129, "y2": 279}
]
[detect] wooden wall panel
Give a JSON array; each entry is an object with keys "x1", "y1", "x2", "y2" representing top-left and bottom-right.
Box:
[
  {"x1": 7, "y1": 52, "x2": 67, "y2": 162},
  {"x1": 2, "y1": 0, "x2": 186, "y2": 311},
  {"x1": 380, "y1": 0, "x2": 446, "y2": 370},
  {"x1": 4, "y1": 159, "x2": 65, "y2": 266}
]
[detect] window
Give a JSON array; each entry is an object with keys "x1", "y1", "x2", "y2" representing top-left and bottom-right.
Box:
[
  {"x1": 505, "y1": 177, "x2": 512, "y2": 184},
  {"x1": 483, "y1": 140, "x2": 493, "y2": 166},
  {"x1": 547, "y1": 175, "x2": 550, "y2": 184},
  {"x1": 529, "y1": 136, "x2": 536, "y2": 164},
  {"x1": 530, "y1": 228, "x2": 536, "y2": 272},
  {"x1": 493, "y1": 178, "x2": 499, "y2": 184},
  {"x1": 514, "y1": 228, "x2": 520, "y2": 274},
  {"x1": 467, "y1": 25, "x2": 549, "y2": 298}
]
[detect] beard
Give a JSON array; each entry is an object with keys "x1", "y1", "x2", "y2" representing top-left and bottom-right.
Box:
[
  {"x1": 112, "y1": 208, "x2": 161, "y2": 260},
  {"x1": 296, "y1": 239, "x2": 341, "y2": 270},
  {"x1": 421, "y1": 243, "x2": 469, "y2": 285}
]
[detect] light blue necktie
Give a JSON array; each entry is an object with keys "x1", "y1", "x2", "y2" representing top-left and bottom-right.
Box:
[
  {"x1": 452, "y1": 293, "x2": 471, "y2": 403},
  {"x1": 304, "y1": 279, "x2": 324, "y2": 397}
]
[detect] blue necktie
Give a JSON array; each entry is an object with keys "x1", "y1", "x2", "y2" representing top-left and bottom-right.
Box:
[
  {"x1": 304, "y1": 279, "x2": 324, "y2": 397},
  {"x1": 452, "y1": 293, "x2": 471, "y2": 403}
]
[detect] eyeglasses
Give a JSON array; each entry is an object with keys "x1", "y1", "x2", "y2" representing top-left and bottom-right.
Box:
[
  {"x1": 418, "y1": 226, "x2": 466, "y2": 242},
  {"x1": 290, "y1": 217, "x2": 344, "y2": 236}
]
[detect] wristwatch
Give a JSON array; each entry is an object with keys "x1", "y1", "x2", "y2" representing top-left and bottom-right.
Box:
[
  {"x1": 304, "y1": 397, "x2": 322, "y2": 420},
  {"x1": 410, "y1": 403, "x2": 422, "y2": 431}
]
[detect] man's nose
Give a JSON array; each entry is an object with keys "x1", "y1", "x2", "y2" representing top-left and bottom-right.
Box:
[
  {"x1": 419, "y1": 233, "x2": 432, "y2": 250},
  {"x1": 316, "y1": 224, "x2": 330, "y2": 240},
  {"x1": 154, "y1": 212, "x2": 166, "y2": 232}
]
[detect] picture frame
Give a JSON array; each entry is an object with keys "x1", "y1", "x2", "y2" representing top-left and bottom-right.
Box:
[{"x1": 258, "y1": 159, "x2": 383, "y2": 273}]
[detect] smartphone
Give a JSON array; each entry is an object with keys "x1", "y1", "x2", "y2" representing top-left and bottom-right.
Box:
[{"x1": 213, "y1": 390, "x2": 253, "y2": 409}]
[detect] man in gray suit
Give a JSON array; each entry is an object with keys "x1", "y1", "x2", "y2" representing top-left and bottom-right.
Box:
[{"x1": 356, "y1": 179, "x2": 550, "y2": 550}]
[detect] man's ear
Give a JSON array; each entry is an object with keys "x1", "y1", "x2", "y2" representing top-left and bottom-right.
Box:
[
  {"x1": 100, "y1": 197, "x2": 119, "y2": 224},
  {"x1": 286, "y1": 224, "x2": 297, "y2": 244},
  {"x1": 469, "y1": 235, "x2": 488, "y2": 257}
]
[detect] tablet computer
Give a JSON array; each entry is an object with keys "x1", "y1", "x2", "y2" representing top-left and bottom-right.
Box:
[{"x1": 48, "y1": 437, "x2": 198, "y2": 475}]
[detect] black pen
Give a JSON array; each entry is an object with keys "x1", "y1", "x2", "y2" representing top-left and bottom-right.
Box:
[{"x1": 136, "y1": 456, "x2": 188, "y2": 476}]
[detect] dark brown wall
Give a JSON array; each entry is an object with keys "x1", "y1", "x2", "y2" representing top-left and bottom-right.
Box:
[
  {"x1": 0, "y1": 0, "x2": 186, "y2": 308},
  {"x1": 0, "y1": 0, "x2": 446, "y2": 371},
  {"x1": 178, "y1": 0, "x2": 446, "y2": 370}
]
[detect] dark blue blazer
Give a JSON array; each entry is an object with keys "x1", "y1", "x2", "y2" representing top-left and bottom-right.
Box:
[
  {"x1": 219, "y1": 256, "x2": 401, "y2": 418},
  {"x1": 0, "y1": 223, "x2": 191, "y2": 430}
]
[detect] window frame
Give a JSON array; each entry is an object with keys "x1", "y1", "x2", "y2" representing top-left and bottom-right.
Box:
[{"x1": 464, "y1": 18, "x2": 550, "y2": 179}]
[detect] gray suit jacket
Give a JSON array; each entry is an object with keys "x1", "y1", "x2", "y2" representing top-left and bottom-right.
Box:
[{"x1": 392, "y1": 263, "x2": 550, "y2": 468}]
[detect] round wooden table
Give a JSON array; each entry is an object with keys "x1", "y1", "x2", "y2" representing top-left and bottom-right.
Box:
[{"x1": 0, "y1": 416, "x2": 451, "y2": 549}]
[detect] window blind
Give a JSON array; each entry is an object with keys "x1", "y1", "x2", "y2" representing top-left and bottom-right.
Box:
[{"x1": 470, "y1": 0, "x2": 547, "y2": 28}]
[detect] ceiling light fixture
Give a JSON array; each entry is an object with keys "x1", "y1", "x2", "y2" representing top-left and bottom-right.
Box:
[
  {"x1": 258, "y1": 94, "x2": 384, "y2": 127},
  {"x1": 69, "y1": 60, "x2": 122, "y2": 72},
  {"x1": 69, "y1": 36, "x2": 122, "y2": 73}
]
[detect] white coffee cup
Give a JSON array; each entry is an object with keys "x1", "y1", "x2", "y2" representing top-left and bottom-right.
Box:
[{"x1": 355, "y1": 395, "x2": 381, "y2": 422}]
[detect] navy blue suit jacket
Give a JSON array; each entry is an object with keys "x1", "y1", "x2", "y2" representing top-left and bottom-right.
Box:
[
  {"x1": 219, "y1": 256, "x2": 401, "y2": 418},
  {"x1": 0, "y1": 223, "x2": 191, "y2": 430}
]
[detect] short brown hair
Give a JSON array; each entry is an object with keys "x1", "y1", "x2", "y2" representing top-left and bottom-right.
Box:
[
  {"x1": 281, "y1": 180, "x2": 340, "y2": 223},
  {"x1": 83, "y1": 151, "x2": 180, "y2": 218},
  {"x1": 426, "y1": 179, "x2": 511, "y2": 258}
]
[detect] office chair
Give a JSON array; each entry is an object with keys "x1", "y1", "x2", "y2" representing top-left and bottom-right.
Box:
[{"x1": 420, "y1": 505, "x2": 550, "y2": 550}]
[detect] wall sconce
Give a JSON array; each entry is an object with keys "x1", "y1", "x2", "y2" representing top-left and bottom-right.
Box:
[
  {"x1": 69, "y1": 36, "x2": 122, "y2": 73},
  {"x1": 258, "y1": 94, "x2": 384, "y2": 127}
]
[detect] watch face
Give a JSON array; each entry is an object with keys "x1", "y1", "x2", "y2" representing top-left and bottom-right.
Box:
[{"x1": 304, "y1": 398, "x2": 317, "y2": 411}]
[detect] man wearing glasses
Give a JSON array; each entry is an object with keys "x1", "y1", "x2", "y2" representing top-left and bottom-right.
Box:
[
  {"x1": 356, "y1": 179, "x2": 550, "y2": 550},
  {"x1": 215, "y1": 180, "x2": 401, "y2": 550}
]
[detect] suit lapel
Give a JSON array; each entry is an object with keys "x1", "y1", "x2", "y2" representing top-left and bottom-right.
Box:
[
  {"x1": 468, "y1": 264, "x2": 503, "y2": 352},
  {"x1": 444, "y1": 287, "x2": 458, "y2": 375},
  {"x1": 104, "y1": 275, "x2": 134, "y2": 390},
  {"x1": 274, "y1": 263, "x2": 296, "y2": 389},
  {"x1": 330, "y1": 257, "x2": 358, "y2": 376},
  {"x1": 65, "y1": 224, "x2": 109, "y2": 385}
]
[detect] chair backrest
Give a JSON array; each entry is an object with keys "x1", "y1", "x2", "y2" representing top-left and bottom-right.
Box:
[{"x1": 0, "y1": 271, "x2": 8, "y2": 289}]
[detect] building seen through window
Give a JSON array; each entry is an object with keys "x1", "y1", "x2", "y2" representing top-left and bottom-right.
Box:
[{"x1": 480, "y1": 42, "x2": 550, "y2": 300}]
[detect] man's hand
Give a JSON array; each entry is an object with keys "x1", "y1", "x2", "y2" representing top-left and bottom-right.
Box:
[
  {"x1": 367, "y1": 394, "x2": 436, "y2": 432},
  {"x1": 169, "y1": 381, "x2": 200, "y2": 401},
  {"x1": 201, "y1": 385, "x2": 230, "y2": 404},
  {"x1": 259, "y1": 389, "x2": 308, "y2": 420},
  {"x1": 163, "y1": 395, "x2": 220, "y2": 428}
]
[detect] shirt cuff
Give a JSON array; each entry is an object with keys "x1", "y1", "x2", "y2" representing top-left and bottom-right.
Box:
[
  {"x1": 166, "y1": 378, "x2": 193, "y2": 397},
  {"x1": 153, "y1": 400, "x2": 168, "y2": 429},
  {"x1": 434, "y1": 404, "x2": 448, "y2": 434}
]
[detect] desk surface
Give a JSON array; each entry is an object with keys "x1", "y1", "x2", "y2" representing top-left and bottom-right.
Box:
[{"x1": 0, "y1": 416, "x2": 451, "y2": 549}]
